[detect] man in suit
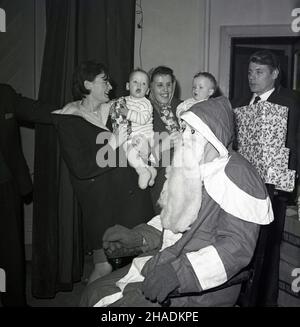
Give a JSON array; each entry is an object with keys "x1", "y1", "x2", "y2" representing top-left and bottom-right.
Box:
[
  {"x1": 232, "y1": 50, "x2": 300, "y2": 306},
  {"x1": 0, "y1": 84, "x2": 53, "y2": 306}
]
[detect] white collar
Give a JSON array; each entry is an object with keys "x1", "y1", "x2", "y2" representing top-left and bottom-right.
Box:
[
  {"x1": 250, "y1": 88, "x2": 275, "y2": 104},
  {"x1": 201, "y1": 155, "x2": 273, "y2": 225},
  {"x1": 52, "y1": 101, "x2": 110, "y2": 130}
]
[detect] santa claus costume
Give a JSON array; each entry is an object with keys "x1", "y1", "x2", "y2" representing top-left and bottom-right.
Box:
[{"x1": 80, "y1": 96, "x2": 273, "y2": 307}]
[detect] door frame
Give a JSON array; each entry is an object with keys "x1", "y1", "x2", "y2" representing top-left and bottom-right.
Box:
[{"x1": 219, "y1": 24, "x2": 298, "y2": 97}]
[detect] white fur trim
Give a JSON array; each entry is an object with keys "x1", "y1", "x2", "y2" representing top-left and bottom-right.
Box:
[
  {"x1": 147, "y1": 215, "x2": 163, "y2": 232},
  {"x1": 160, "y1": 229, "x2": 183, "y2": 251},
  {"x1": 181, "y1": 111, "x2": 228, "y2": 157},
  {"x1": 94, "y1": 256, "x2": 152, "y2": 307},
  {"x1": 202, "y1": 157, "x2": 274, "y2": 225},
  {"x1": 94, "y1": 292, "x2": 123, "y2": 307},
  {"x1": 186, "y1": 245, "x2": 227, "y2": 290},
  {"x1": 116, "y1": 256, "x2": 152, "y2": 290},
  {"x1": 147, "y1": 216, "x2": 183, "y2": 250}
]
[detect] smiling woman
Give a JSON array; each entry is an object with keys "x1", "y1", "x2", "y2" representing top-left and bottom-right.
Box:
[
  {"x1": 148, "y1": 66, "x2": 182, "y2": 213},
  {"x1": 51, "y1": 60, "x2": 154, "y2": 284}
]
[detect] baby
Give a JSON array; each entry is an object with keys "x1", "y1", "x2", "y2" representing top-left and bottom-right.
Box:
[
  {"x1": 176, "y1": 72, "x2": 217, "y2": 128},
  {"x1": 110, "y1": 68, "x2": 157, "y2": 189}
]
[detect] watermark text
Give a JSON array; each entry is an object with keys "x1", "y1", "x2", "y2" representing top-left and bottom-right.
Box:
[
  {"x1": 291, "y1": 8, "x2": 300, "y2": 33},
  {"x1": 0, "y1": 8, "x2": 6, "y2": 32},
  {"x1": 291, "y1": 268, "x2": 300, "y2": 293},
  {"x1": 0, "y1": 268, "x2": 6, "y2": 292}
]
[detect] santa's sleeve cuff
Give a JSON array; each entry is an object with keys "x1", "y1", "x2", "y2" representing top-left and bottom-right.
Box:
[
  {"x1": 186, "y1": 245, "x2": 227, "y2": 290},
  {"x1": 147, "y1": 215, "x2": 163, "y2": 231}
]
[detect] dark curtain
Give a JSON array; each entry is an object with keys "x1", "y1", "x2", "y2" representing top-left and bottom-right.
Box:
[{"x1": 32, "y1": 0, "x2": 136, "y2": 298}]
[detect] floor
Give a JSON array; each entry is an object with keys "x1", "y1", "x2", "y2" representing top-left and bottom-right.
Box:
[{"x1": 26, "y1": 255, "x2": 93, "y2": 307}]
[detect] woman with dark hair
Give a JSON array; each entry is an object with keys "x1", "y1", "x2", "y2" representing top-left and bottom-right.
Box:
[
  {"x1": 51, "y1": 61, "x2": 154, "y2": 283},
  {"x1": 148, "y1": 66, "x2": 182, "y2": 213}
]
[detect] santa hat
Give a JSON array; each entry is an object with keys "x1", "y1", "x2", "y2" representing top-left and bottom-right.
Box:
[
  {"x1": 181, "y1": 96, "x2": 234, "y2": 157},
  {"x1": 181, "y1": 96, "x2": 273, "y2": 226}
]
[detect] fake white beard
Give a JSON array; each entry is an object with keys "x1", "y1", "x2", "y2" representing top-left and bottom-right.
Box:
[{"x1": 158, "y1": 133, "x2": 205, "y2": 234}]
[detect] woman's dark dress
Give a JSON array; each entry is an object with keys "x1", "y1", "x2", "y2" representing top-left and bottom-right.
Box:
[{"x1": 52, "y1": 114, "x2": 154, "y2": 251}]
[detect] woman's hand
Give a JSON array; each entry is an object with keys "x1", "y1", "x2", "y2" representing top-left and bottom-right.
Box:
[
  {"x1": 119, "y1": 104, "x2": 129, "y2": 117},
  {"x1": 102, "y1": 224, "x2": 144, "y2": 256},
  {"x1": 107, "y1": 100, "x2": 115, "y2": 114}
]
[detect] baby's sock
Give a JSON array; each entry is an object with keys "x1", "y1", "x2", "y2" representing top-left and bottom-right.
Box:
[
  {"x1": 136, "y1": 167, "x2": 151, "y2": 189},
  {"x1": 148, "y1": 166, "x2": 157, "y2": 187}
]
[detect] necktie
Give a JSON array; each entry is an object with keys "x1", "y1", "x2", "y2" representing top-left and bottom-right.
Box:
[{"x1": 252, "y1": 96, "x2": 261, "y2": 104}]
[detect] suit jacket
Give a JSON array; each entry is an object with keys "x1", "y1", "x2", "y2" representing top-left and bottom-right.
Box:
[
  {"x1": 0, "y1": 84, "x2": 53, "y2": 195},
  {"x1": 232, "y1": 86, "x2": 300, "y2": 173}
]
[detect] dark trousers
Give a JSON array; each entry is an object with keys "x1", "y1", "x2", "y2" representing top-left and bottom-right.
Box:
[
  {"x1": 0, "y1": 181, "x2": 27, "y2": 306},
  {"x1": 257, "y1": 184, "x2": 288, "y2": 306}
]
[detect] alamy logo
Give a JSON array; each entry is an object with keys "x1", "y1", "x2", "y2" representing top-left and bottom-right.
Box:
[
  {"x1": 291, "y1": 268, "x2": 300, "y2": 293},
  {"x1": 0, "y1": 8, "x2": 5, "y2": 32},
  {"x1": 0, "y1": 268, "x2": 6, "y2": 292},
  {"x1": 291, "y1": 8, "x2": 300, "y2": 33}
]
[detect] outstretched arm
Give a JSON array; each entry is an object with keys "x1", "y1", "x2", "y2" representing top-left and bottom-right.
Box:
[{"x1": 5, "y1": 84, "x2": 56, "y2": 124}]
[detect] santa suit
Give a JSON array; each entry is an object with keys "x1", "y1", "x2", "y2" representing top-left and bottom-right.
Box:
[{"x1": 80, "y1": 96, "x2": 273, "y2": 307}]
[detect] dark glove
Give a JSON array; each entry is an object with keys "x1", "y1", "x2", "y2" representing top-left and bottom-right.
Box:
[
  {"x1": 142, "y1": 263, "x2": 179, "y2": 303},
  {"x1": 103, "y1": 224, "x2": 143, "y2": 250}
]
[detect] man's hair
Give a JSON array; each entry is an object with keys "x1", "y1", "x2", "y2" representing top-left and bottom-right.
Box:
[
  {"x1": 149, "y1": 66, "x2": 175, "y2": 83},
  {"x1": 193, "y1": 72, "x2": 218, "y2": 93},
  {"x1": 72, "y1": 60, "x2": 109, "y2": 100},
  {"x1": 249, "y1": 50, "x2": 280, "y2": 73},
  {"x1": 129, "y1": 68, "x2": 150, "y2": 84}
]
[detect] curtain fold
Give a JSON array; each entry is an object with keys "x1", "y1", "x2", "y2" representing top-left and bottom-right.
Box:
[{"x1": 32, "y1": 0, "x2": 136, "y2": 298}]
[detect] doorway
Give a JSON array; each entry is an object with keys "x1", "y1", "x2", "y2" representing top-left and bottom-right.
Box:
[{"x1": 229, "y1": 36, "x2": 300, "y2": 101}]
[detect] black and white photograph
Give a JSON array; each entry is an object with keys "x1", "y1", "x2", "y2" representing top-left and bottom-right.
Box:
[{"x1": 0, "y1": 0, "x2": 299, "y2": 314}]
